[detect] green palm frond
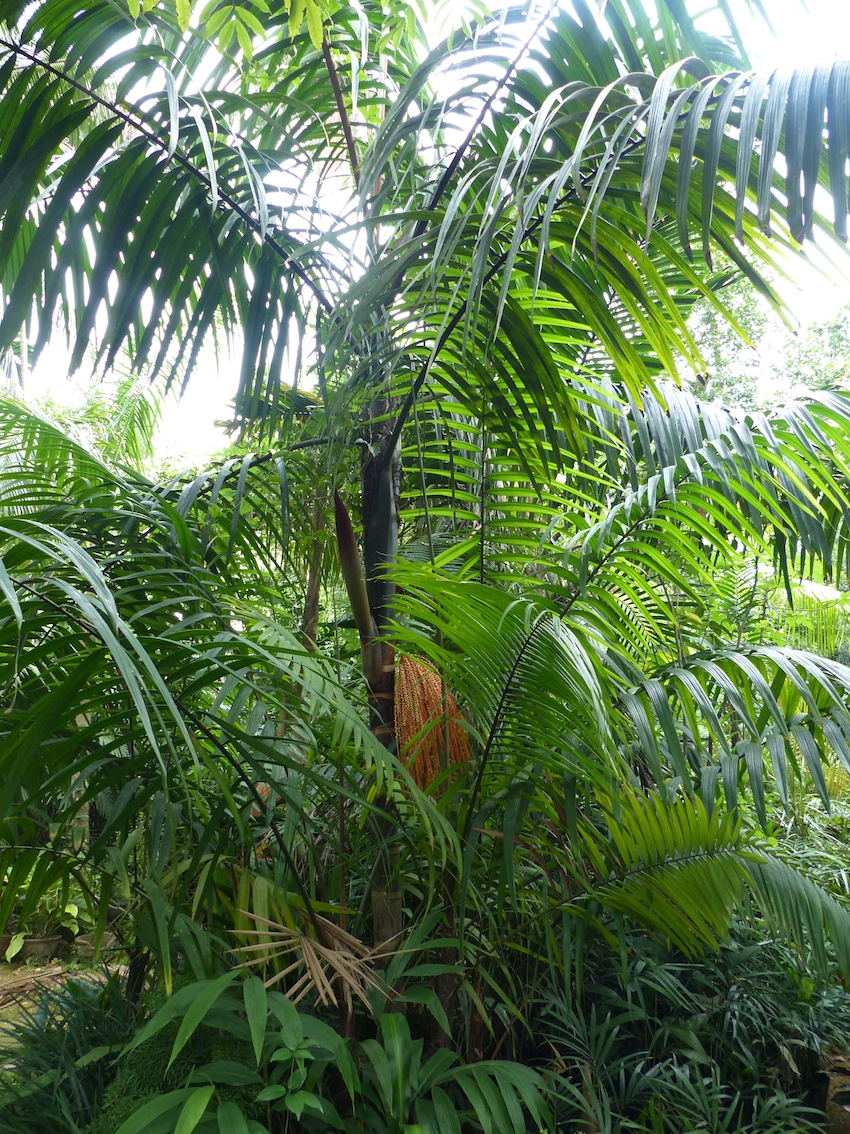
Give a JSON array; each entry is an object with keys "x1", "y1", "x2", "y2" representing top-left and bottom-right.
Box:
[
  {"x1": 398, "y1": 383, "x2": 850, "y2": 649},
  {"x1": 0, "y1": 395, "x2": 126, "y2": 505},
  {"x1": 576, "y1": 791, "x2": 753, "y2": 955},
  {"x1": 391, "y1": 549, "x2": 850, "y2": 829},
  {"x1": 551, "y1": 788, "x2": 850, "y2": 978},
  {"x1": 749, "y1": 853, "x2": 850, "y2": 979},
  {"x1": 390, "y1": 566, "x2": 622, "y2": 795},
  {"x1": 0, "y1": 0, "x2": 847, "y2": 442},
  {"x1": 0, "y1": 425, "x2": 453, "y2": 985}
]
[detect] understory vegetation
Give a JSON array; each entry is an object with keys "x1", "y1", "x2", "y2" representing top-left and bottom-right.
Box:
[{"x1": 4, "y1": 0, "x2": 850, "y2": 1131}]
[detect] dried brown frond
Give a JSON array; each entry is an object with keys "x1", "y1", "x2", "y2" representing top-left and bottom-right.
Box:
[{"x1": 230, "y1": 910, "x2": 390, "y2": 1015}]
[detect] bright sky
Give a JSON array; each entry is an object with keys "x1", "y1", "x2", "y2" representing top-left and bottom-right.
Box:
[
  {"x1": 736, "y1": 0, "x2": 850, "y2": 327},
  {"x1": 26, "y1": 0, "x2": 850, "y2": 462},
  {"x1": 748, "y1": 0, "x2": 850, "y2": 68}
]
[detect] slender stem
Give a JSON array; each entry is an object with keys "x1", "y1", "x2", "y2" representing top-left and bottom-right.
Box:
[
  {"x1": 322, "y1": 37, "x2": 360, "y2": 188},
  {"x1": 461, "y1": 618, "x2": 548, "y2": 845},
  {"x1": 288, "y1": 436, "x2": 331, "y2": 450},
  {"x1": 558, "y1": 468, "x2": 691, "y2": 618},
  {"x1": 150, "y1": 439, "x2": 327, "y2": 524},
  {"x1": 373, "y1": 5, "x2": 556, "y2": 396},
  {"x1": 413, "y1": 3, "x2": 555, "y2": 239}
]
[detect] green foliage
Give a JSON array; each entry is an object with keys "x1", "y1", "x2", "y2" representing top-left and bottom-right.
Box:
[
  {"x1": 32, "y1": 372, "x2": 168, "y2": 472},
  {"x1": 355, "y1": 1012, "x2": 550, "y2": 1134},
  {"x1": 687, "y1": 276, "x2": 850, "y2": 412},
  {"x1": 0, "y1": 0, "x2": 846, "y2": 422},
  {"x1": 4, "y1": 1, "x2": 850, "y2": 1131},
  {"x1": 686, "y1": 267, "x2": 775, "y2": 410},
  {"x1": 88, "y1": 976, "x2": 549, "y2": 1134},
  {"x1": 783, "y1": 305, "x2": 850, "y2": 393},
  {"x1": 87, "y1": 1000, "x2": 262, "y2": 1133},
  {"x1": 541, "y1": 927, "x2": 850, "y2": 1133},
  {"x1": 0, "y1": 973, "x2": 138, "y2": 1133},
  {"x1": 0, "y1": 393, "x2": 450, "y2": 1000},
  {"x1": 3, "y1": 865, "x2": 95, "y2": 960}
]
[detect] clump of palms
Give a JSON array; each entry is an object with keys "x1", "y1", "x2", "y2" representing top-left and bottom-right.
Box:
[{"x1": 2, "y1": 0, "x2": 850, "y2": 1130}]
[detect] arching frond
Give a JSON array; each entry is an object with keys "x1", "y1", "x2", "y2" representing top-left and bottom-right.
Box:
[{"x1": 0, "y1": 0, "x2": 847, "y2": 444}]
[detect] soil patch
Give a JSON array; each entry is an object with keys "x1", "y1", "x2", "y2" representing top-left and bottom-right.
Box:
[
  {"x1": 0, "y1": 960, "x2": 120, "y2": 1054},
  {"x1": 0, "y1": 961, "x2": 74, "y2": 1011},
  {"x1": 827, "y1": 1053, "x2": 850, "y2": 1133}
]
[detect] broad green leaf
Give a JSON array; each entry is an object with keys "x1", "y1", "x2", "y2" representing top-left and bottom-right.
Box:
[
  {"x1": 243, "y1": 975, "x2": 268, "y2": 1067},
  {"x1": 174, "y1": 1087, "x2": 215, "y2": 1134},
  {"x1": 217, "y1": 1102, "x2": 250, "y2": 1134},
  {"x1": 305, "y1": 0, "x2": 323, "y2": 49},
  {"x1": 176, "y1": 0, "x2": 193, "y2": 31},
  {"x1": 114, "y1": 1089, "x2": 195, "y2": 1134},
  {"x1": 168, "y1": 972, "x2": 240, "y2": 1068}
]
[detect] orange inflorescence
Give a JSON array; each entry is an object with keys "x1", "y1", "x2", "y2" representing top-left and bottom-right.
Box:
[{"x1": 394, "y1": 654, "x2": 470, "y2": 789}]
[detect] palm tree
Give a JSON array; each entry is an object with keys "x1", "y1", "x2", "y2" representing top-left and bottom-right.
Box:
[{"x1": 6, "y1": 0, "x2": 850, "y2": 1126}]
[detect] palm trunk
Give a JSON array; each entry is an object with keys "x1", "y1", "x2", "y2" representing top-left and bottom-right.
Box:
[
  {"x1": 320, "y1": 26, "x2": 404, "y2": 944},
  {"x1": 359, "y1": 413, "x2": 403, "y2": 945},
  {"x1": 333, "y1": 420, "x2": 403, "y2": 945},
  {"x1": 360, "y1": 415, "x2": 400, "y2": 717}
]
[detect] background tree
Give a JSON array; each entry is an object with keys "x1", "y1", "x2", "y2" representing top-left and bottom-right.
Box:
[
  {"x1": 782, "y1": 302, "x2": 850, "y2": 395},
  {"x1": 686, "y1": 280, "x2": 850, "y2": 410}
]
